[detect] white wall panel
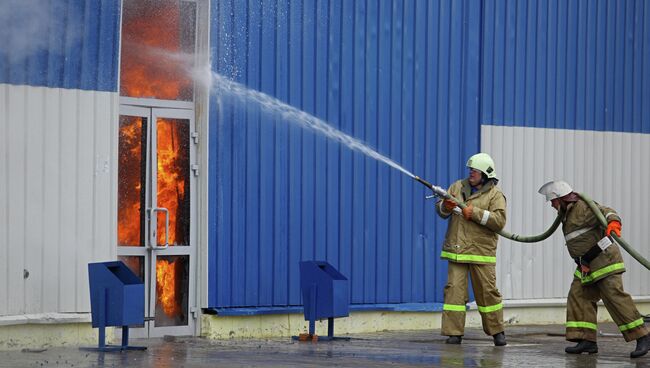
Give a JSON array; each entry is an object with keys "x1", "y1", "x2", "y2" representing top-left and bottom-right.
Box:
[
  {"x1": 0, "y1": 85, "x2": 7, "y2": 314},
  {"x1": 0, "y1": 84, "x2": 118, "y2": 316},
  {"x1": 42, "y1": 88, "x2": 62, "y2": 313},
  {"x1": 484, "y1": 125, "x2": 650, "y2": 301},
  {"x1": 24, "y1": 87, "x2": 45, "y2": 314},
  {"x1": 6, "y1": 87, "x2": 26, "y2": 315}
]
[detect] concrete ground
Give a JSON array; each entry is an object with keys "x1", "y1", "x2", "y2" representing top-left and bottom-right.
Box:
[{"x1": 2, "y1": 323, "x2": 649, "y2": 368}]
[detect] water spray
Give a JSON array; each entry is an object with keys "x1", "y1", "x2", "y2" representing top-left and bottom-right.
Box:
[
  {"x1": 212, "y1": 70, "x2": 640, "y2": 264},
  {"x1": 209, "y1": 72, "x2": 416, "y2": 179}
]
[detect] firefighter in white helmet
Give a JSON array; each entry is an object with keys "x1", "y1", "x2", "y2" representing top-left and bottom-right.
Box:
[
  {"x1": 539, "y1": 180, "x2": 650, "y2": 358},
  {"x1": 436, "y1": 153, "x2": 507, "y2": 346}
]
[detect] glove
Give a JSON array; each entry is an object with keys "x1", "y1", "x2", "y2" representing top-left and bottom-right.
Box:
[
  {"x1": 462, "y1": 204, "x2": 474, "y2": 221},
  {"x1": 443, "y1": 199, "x2": 457, "y2": 211},
  {"x1": 606, "y1": 220, "x2": 621, "y2": 237}
]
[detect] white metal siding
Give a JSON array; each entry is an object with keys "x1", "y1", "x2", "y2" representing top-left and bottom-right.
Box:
[
  {"x1": 484, "y1": 125, "x2": 650, "y2": 300},
  {"x1": 0, "y1": 84, "x2": 118, "y2": 316}
]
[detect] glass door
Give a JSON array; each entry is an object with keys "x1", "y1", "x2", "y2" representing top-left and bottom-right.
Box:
[{"x1": 117, "y1": 105, "x2": 197, "y2": 337}]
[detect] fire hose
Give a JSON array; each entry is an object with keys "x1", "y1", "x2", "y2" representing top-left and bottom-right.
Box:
[
  {"x1": 414, "y1": 176, "x2": 562, "y2": 242},
  {"x1": 578, "y1": 193, "x2": 650, "y2": 271},
  {"x1": 414, "y1": 176, "x2": 650, "y2": 270}
]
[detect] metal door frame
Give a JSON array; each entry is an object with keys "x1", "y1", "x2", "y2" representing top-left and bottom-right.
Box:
[{"x1": 117, "y1": 104, "x2": 197, "y2": 338}]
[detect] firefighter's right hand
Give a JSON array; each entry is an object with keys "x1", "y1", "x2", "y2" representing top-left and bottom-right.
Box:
[{"x1": 443, "y1": 199, "x2": 457, "y2": 211}]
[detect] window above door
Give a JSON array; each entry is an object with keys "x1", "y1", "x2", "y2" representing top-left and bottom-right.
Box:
[{"x1": 119, "y1": 0, "x2": 197, "y2": 102}]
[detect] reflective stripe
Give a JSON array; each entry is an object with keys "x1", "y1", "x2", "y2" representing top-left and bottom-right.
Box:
[
  {"x1": 574, "y1": 263, "x2": 626, "y2": 284},
  {"x1": 443, "y1": 304, "x2": 467, "y2": 312},
  {"x1": 477, "y1": 303, "x2": 502, "y2": 313},
  {"x1": 441, "y1": 251, "x2": 496, "y2": 264},
  {"x1": 565, "y1": 227, "x2": 594, "y2": 241},
  {"x1": 604, "y1": 212, "x2": 617, "y2": 220},
  {"x1": 480, "y1": 210, "x2": 490, "y2": 225},
  {"x1": 566, "y1": 321, "x2": 598, "y2": 330},
  {"x1": 619, "y1": 318, "x2": 645, "y2": 332}
]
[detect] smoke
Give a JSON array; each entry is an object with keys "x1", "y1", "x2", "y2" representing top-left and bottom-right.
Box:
[
  {"x1": 124, "y1": 41, "x2": 213, "y2": 94},
  {"x1": 0, "y1": 0, "x2": 78, "y2": 64}
]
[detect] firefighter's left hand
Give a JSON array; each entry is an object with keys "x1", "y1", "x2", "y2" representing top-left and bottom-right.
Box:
[
  {"x1": 606, "y1": 220, "x2": 621, "y2": 237},
  {"x1": 462, "y1": 204, "x2": 473, "y2": 221}
]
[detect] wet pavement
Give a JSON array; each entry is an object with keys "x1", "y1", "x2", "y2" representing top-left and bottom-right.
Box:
[{"x1": 2, "y1": 323, "x2": 649, "y2": 367}]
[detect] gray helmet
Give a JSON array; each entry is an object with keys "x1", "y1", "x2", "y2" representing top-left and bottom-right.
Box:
[{"x1": 538, "y1": 180, "x2": 573, "y2": 201}]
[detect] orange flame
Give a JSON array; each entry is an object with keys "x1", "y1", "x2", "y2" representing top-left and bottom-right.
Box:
[
  {"x1": 119, "y1": 256, "x2": 143, "y2": 281},
  {"x1": 156, "y1": 119, "x2": 189, "y2": 246},
  {"x1": 120, "y1": 0, "x2": 192, "y2": 100},
  {"x1": 119, "y1": 0, "x2": 193, "y2": 320},
  {"x1": 118, "y1": 117, "x2": 143, "y2": 246},
  {"x1": 156, "y1": 258, "x2": 181, "y2": 317},
  {"x1": 153, "y1": 120, "x2": 189, "y2": 319},
  {"x1": 118, "y1": 118, "x2": 189, "y2": 318}
]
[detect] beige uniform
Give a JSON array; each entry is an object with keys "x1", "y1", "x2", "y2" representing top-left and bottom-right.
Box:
[
  {"x1": 562, "y1": 199, "x2": 648, "y2": 342},
  {"x1": 436, "y1": 179, "x2": 506, "y2": 336}
]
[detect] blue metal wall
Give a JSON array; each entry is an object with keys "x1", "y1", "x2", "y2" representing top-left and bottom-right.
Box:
[
  {"x1": 0, "y1": 0, "x2": 121, "y2": 92},
  {"x1": 208, "y1": 0, "x2": 481, "y2": 309},
  {"x1": 482, "y1": 0, "x2": 650, "y2": 133}
]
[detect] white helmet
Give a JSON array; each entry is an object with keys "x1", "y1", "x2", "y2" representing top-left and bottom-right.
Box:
[
  {"x1": 538, "y1": 180, "x2": 573, "y2": 201},
  {"x1": 466, "y1": 153, "x2": 497, "y2": 179}
]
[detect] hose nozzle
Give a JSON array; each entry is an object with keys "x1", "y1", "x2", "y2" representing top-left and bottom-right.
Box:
[
  {"x1": 414, "y1": 176, "x2": 434, "y2": 189},
  {"x1": 413, "y1": 176, "x2": 451, "y2": 199}
]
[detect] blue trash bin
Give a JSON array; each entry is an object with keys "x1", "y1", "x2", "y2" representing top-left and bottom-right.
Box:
[
  {"x1": 85, "y1": 261, "x2": 146, "y2": 351},
  {"x1": 299, "y1": 261, "x2": 349, "y2": 340}
]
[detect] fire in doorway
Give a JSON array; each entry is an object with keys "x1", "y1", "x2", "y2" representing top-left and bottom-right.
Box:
[{"x1": 118, "y1": 0, "x2": 195, "y2": 325}]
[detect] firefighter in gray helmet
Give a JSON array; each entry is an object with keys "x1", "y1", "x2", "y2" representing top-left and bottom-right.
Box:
[
  {"x1": 539, "y1": 180, "x2": 650, "y2": 358},
  {"x1": 436, "y1": 153, "x2": 507, "y2": 346}
]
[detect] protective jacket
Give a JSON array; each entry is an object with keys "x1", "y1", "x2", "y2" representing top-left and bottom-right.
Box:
[
  {"x1": 436, "y1": 179, "x2": 507, "y2": 264},
  {"x1": 562, "y1": 199, "x2": 625, "y2": 285}
]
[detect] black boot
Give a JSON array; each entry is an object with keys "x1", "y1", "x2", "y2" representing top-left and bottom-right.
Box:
[
  {"x1": 565, "y1": 340, "x2": 598, "y2": 354},
  {"x1": 631, "y1": 334, "x2": 650, "y2": 358},
  {"x1": 445, "y1": 335, "x2": 462, "y2": 344},
  {"x1": 493, "y1": 332, "x2": 507, "y2": 346}
]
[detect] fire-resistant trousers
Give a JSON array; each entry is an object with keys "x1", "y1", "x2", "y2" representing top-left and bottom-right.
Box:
[
  {"x1": 566, "y1": 273, "x2": 648, "y2": 342},
  {"x1": 441, "y1": 261, "x2": 504, "y2": 336}
]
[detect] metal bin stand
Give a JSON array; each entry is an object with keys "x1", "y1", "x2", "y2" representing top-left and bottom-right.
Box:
[
  {"x1": 82, "y1": 261, "x2": 147, "y2": 352},
  {"x1": 294, "y1": 261, "x2": 350, "y2": 342}
]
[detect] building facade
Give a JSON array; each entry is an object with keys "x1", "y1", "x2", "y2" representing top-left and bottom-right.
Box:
[{"x1": 0, "y1": 0, "x2": 648, "y2": 345}]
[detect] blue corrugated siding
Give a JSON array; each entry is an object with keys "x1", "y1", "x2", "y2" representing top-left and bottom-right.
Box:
[
  {"x1": 208, "y1": 0, "x2": 481, "y2": 309},
  {"x1": 0, "y1": 0, "x2": 120, "y2": 92},
  {"x1": 482, "y1": 0, "x2": 650, "y2": 133}
]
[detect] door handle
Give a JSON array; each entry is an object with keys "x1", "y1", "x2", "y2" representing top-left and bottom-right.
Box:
[{"x1": 148, "y1": 207, "x2": 169, "y2": 249}]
